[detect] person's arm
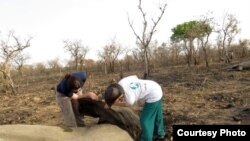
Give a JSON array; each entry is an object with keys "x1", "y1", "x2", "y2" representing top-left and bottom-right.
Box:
[{"x1": 71, "y1": 92, "x2": 99, "y2": 100}]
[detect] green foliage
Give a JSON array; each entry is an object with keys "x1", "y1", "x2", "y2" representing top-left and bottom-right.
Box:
[
  {"x1": 171, "y1": 20, "x2": 212, "y2": 42},
  {"x1": 170, "y1": 23, "x2": 187, "y2": 42}
]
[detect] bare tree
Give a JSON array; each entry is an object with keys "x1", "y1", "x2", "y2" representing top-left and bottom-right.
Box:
[
  {"x1": 153, "y1": 43, "x2": 169, "y2": 67},
  {"x1": 132, "y1": 48, "x2": 144, "y2": 63},
  {"x1": 13, "y1": 53, "x2": 30, "y2": 76},
  {"x1": 128, "y1": 0, "x2": 167, "y2": 78},
  {"x1": 237, "y1": 39, "x2": 249, "y2": 58},
  {"x1": 47, "y1": 58, "x2": 62, "y2": 71},
  {"x1": 34, "y1": 62, "x2": 47, "y2": 74},
  {"x1": 98, "y1": 41, "x2": 123, "y2": 74},
  {"x1": 123, "y1": 52, "x2": 133, "y2": 71},
  {"x1": 219, "y1": 13, "x2": 240, "y2": 63},
  {"x1": 78, "y1": 47, "x2": 89, "y2": 70},
  {"x1": 0, "y1": 31, "x2": 32, "y2": 94},
  {"x1": 169, "y1": 42, "x2": 182, "y2": 65},
  {"x1": 98, "y1": 53, "x2": 108, "y2": 74},
  {"x1": 63, "y1": 39, "x2": 89, "y2": 70}
]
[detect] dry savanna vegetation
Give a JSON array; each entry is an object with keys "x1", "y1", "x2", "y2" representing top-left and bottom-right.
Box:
[
  {"x1": 0, "y1": 0, "x2": 250, "y2": 140},
  {"x1": 0, "y1": 63, "x2": 250, "y2": 139}
]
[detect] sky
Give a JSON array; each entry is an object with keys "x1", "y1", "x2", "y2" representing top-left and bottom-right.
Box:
[{"x1": 0, "y1": 0, "x2": 249, "y2": 65}]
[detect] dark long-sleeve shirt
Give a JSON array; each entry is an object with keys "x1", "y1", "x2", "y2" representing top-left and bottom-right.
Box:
[{"x1": 57, "y1": 71, "x2": 86, "y2": 97}]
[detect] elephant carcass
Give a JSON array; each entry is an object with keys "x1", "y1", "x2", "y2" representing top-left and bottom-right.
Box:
[
  {"x1": 226, "y1": 61, "x2": 250, "y2": 71},
  {"x1": 77, "y1": 98, "x2": 141, "y2": 141},
  {"x1": 0, "y1": 124, "x2": 133, "y2": 141}
]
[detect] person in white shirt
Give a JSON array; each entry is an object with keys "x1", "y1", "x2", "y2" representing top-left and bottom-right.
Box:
[{"x1": 104, "y1": 75, "x2": 166, "y2": 141}]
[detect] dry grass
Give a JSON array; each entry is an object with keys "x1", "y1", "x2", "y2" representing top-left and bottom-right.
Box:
[{"x1": 0, "y1": 63, "x2": 250, "y2": 140}]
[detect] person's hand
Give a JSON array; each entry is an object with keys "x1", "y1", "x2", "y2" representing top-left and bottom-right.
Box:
[
  {"x1": 87, "y1": 92, "x2": 99, "y2": 100},
  {"x1": 104, "y1": 103, "x2": 110, "y2": 109}
]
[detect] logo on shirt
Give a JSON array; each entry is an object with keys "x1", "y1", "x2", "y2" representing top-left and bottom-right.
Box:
[{"x1": 129, "y1": 82, "x2": 140, "y2": 90}]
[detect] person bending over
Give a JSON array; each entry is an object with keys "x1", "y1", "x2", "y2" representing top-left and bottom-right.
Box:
[
  {"x1": 104, "y1": 75, "x2": 166, "y2": 141},
  {"x1": 56, "y1": 71, "x2": 99, "y2": 127}
]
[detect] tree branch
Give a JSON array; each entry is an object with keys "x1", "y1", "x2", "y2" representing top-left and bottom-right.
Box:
[
  {"x1": 127, "y1": 15, "x2": 143, "y2": 43},
  {"x1": 147, "y1": 3, "x2": 167, "y2": 45}
]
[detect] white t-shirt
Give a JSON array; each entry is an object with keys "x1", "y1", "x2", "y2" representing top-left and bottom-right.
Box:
[{"x1": 118, "y1": 75, "x2": 163, "y2": 106}]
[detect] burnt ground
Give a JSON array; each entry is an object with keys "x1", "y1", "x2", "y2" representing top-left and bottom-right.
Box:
[{"x1": 0, "y1": 63, "x2": 249, "y2": 140}]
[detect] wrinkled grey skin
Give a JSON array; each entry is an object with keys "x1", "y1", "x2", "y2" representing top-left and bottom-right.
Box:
[
  {"x1": 0, "y1": 124, "x2": 133, "y2": 141},
  {"x1": 226, "y1": 61, "x2": 250, "y2": 71},
  {"x1": 78, "y1": 98, "x2": 141, "y2": 141}
]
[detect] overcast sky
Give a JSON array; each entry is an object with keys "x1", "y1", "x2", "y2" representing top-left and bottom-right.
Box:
[{"x1": 0, "y1": 0, "x2": 249, "y2": 64}]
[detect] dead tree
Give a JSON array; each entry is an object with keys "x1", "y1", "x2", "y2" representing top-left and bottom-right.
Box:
[
  {"x1": 219, "y1": 13, "x2": 240, "y2": 63},
  {"x1": 0, "y1": 31, "x2": 32, "y2": 94},
  {"x1": 123, "y1": 50, "x2": 133, "y2": 72},
  {"x1": 13, "y1": 53, "x2": 30, "y2": 76},
  {"x1": 63, "y1": 40, "x2": 89, "y2": 70},
  {"x1": 98, "y1": 40, "x2": 123, "y2": 74},
  {"x1": 128, "y1": 0, "x2": 167, "y2": 78},
  {"x1": 78, "y1": 47, "x2": 89, "y2": 70}
]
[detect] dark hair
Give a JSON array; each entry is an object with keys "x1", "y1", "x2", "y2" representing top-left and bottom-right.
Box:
[
  {"x1": 104, "y1": 83, "x2": 124, "y2": 108},
  {"x1": 65, "y1": 74, "x2": 81, "y2": 92}
]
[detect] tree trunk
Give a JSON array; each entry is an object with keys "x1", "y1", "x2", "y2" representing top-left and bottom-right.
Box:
[
  {"x1": 104, "y1": 61, "x2": 107, "y2": 74},
  {"x1": 143, "y1": 47, "x2": 149, "y2": 79},
  {"x1": 75, "y1": 59, "x2": 79, "y2": 70}
]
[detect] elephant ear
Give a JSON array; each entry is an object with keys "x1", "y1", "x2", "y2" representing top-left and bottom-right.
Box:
[
  {"x1": 78, "y1": 98, "x2": 141, "y2": 140},
  {"x1": 78, "y1": 98, "x2": 105, "y2": 117}
]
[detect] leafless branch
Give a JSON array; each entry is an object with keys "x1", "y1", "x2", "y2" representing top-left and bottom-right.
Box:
[{"x1": 127, "y1": 15, "x2": 143, "y2": 43}]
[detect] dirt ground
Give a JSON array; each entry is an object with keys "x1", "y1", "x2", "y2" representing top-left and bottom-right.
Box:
[{"x1": 0, "y1": 63, "x2": 250, "y2": 140}]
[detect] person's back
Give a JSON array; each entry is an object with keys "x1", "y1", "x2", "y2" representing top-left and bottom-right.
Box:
[
  {"x1": 57, "y1": 71, "x2": 86, "y2": 96},
  {"x1": 118, "y1": 75, "x2": 162, "y2": 106},
  {"x1": 105, "y1": 75, "x2": 166, "y2": 141}
]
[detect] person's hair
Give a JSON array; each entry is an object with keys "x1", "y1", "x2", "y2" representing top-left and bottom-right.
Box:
[
  {"x1": 65, "y1": 73, "x2": 81, "y2": 92},
  {"x1": 104, "y1": 83, "x2": 124, "y2": 108}
]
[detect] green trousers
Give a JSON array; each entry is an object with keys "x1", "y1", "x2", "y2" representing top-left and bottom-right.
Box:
[{"x1": 140, "y1": 99, "x2": 166, "y2": 141}]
